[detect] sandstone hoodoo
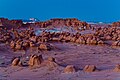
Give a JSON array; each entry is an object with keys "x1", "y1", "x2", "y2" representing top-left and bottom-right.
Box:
[
  {"x1": 113, "y1": 64, "x2": 120, "y2": 72},
  {"x1": 28, "y1": 54, "x2": 43, "y2": 67},
  {"x1": 112, "y1": 41, "x2": 120, "y2": 46},
  {"x1": 64, "y1": 65, "x2": 76, "y2": 73},
  {"x1": 83, "y1": 65, "x2": 97, "y2": 72},
  {"x1": 46, "y1": 57, "x2": 58, "y2": 68},
  {"x1": 29, "y1": 41, "x2": 36, "y2": 47},
  {"x1": 10, "y1": 41, "x2": 16, "y2": 49},
  {"x1": 11, "y1": 57, "x2": 22, "y2": 66},
  {"x1": 48, "y1": 57, "x2": 56, "y2": 62},
  {"x1": 39, "y1": 43, "x2": 52, "y2": 51}
]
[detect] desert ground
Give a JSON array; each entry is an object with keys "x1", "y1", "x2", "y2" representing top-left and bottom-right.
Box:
[{"x1": 1, "y1": 42, "x2": 120, "y2": 80}]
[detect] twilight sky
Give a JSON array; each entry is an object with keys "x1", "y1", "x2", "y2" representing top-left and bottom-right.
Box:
[{"x1": 0, "y1": 0, "x2": 120, "y2": 22}]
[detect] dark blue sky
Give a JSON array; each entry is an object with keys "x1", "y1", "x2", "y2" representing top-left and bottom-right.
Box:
[{"x1": 0, "y1": 0, "x2": 120, "y2": 22}]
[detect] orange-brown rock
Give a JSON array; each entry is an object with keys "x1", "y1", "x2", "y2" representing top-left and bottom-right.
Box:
[
  {"x1": 52, "y1": 37, "x2": 60, "y2": 41},
  {"x1": 105, "y1": 35, "x2": 112, "y2": 40},
  {"x1": 29, "y1": 41, "x2": 36, "y2": 47},
  {"x1": 28, "y1": 54, "x2": 43, "y2": 67},
  {"x1": 22, "y1": 41, "x2": 29, "y2": 47},
  {"x1": 11, "y1": 57, "x2": 22, "y2": 66},
  {"x1": 29, "y1": 36, "x2": 37, "y2": 42},
  {"x1": 39, "y1": 43, "x2": 51, "y2": 50},
  {"x1": 83, "y1": 65, "x2": 97, "y2": 72},
  {"x1": 76, "y1": 37, "x2": 86, "y2": 44},
  {"x1": 97, "y1": 40, "x2": 104, "y2": 44},
  {"x1": 48, "y1": 57, "x2": 56, "y2": 62},
  {"x1": 64, "y1": 65, "x2": 76, "y2": 73},
  {"x1": 46, "y1": 57, "x2": 58, "y2": 68},
  {"x1": 15, "y1": 43, "x2": 22, "y2": 50},
  {"x1": 112, "y1": 41, "x2": 119, "y2": 46},
  {"x1": 113, "y1": 64, "x2": 120, "y2": 72},
  {"x1": 10, "y1": 41, "x2": 16, "y2": 49},
  {"x1": 90, "y1": 39, "x2": 97, "y2": 45}
]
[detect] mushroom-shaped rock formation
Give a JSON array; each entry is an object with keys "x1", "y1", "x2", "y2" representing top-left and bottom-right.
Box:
[
  {"x1": 83, "y1": 65, "x2": 97, "y2": 72},
  {"x1": 28, "y1": 54, "x2": 43, "y2": 67},
  {"x1": 64, "y1": 65, "x2": 76, "y2": 73}
]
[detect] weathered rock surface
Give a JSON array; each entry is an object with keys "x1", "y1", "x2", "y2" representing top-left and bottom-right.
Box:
[
  {"x1": 113, "y1": 64, "x2": 120, "y2": 72},
  {"x1": 11, "y1": 57, "x2": 22, "y2": 66},
  {"x1": 64, "y1": 65, "x2": 76, "y2": 73},
  {"x1": 83, "y1": 65, "x2": 97, "y2": 72},
  {"x1": 28, "y1": 54, "x2": 43, "y2": 67}
]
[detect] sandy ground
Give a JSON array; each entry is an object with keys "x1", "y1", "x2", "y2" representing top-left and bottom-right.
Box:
[{"x1": 0, "y1": 42, "x2": 120, "y2": 80}]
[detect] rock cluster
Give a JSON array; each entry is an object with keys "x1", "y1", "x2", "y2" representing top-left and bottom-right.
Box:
[
  {"x1": 34, "y1": 18, "x2": 91, "y2": 30},
  {"x1": 0, "y1": 27, "x2": 105, "y2": 52},
  {"x1": 51, "y1": 32, "x2": 104, "y2": 45}
]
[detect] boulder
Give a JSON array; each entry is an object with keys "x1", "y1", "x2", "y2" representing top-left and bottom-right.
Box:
[
  {"x1": 86, "y1": 38, "x2": 92, "y2": 44},
  {"x1": 52, "y1": 37, "x2": 60, "y2": 41},
  {"x1": 113, "y1": 64, "x2": 120, "y2": 72},
  {"x1": 28, "y1": 54, "x2": 43, "y2": 67},
  {"x1": 112, "y1": 41, "x2": 119, "y2": 46},
  {"x1": 64, "y1": 65, "x2": 76, "y2": 73},
  {"x1": 46, "y1": 57, "x2": 58, "y2": 68},
  {"x1": 105, "y1": 35, "x2": 112, "y2": 40},
  {"x1": 29, "y1": 41, "x2": 36, "y2": 47},
  {"x1": 22, "y1": 41, "x2": 29, "y2": 47},
  {"x1": 48, "y1": 57, "x2": 56, "y2": 62},
  {"x1": 83, "y1": 65, "x2": 97, "y2": 72},
  {"x1": 15, "y1": 43, "x2": 22, "y2": 50},
  {"x1": 11, "y1": 57, "x2": 22, "y2": 66},
  {"x1": 29, "y1": 36, "x2": 37, "y2": 42},
  {"x1": 97, "y1": 40, "x2": 104, "y2": 44},
  {"x1": 10, "y1": 41, "x2": 16, "y2": 49},
  {"x1": 76, "y1": 37, "x2": 86, "y2": 44},
  {"x1": 90, "y1": 39, "x2": 97, "y2": 45},
  {"x1": 39, "y1": 43, "x2": 51, "y2": 50}
]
